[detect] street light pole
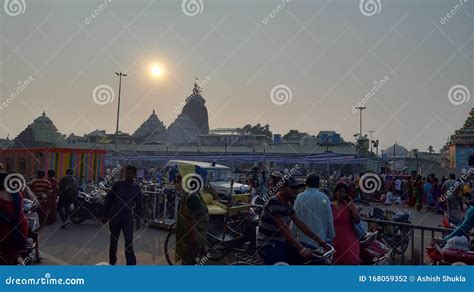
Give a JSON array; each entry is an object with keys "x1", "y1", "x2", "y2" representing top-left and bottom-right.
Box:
[
  {"x1": 355, "y1": 106, "x2": 366, "y2": 138},
  {"x1": 415, "y1": 153, "x2": 419, "y2": 174},
  {"x1": 369, "y1": 130, "x2": 374, "y2": 153},
  {"x1": 115, "y1": 72, "x2": 127, "y2": 151}
]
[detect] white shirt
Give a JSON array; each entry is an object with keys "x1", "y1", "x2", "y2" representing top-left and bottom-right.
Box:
[{"x1": 395, "y1": 179, "x2": 402, "y2": 191}]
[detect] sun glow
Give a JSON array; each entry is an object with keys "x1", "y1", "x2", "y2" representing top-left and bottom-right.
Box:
[{"x1": 150, "y1": 65, "x2": 163, "y2": 78}]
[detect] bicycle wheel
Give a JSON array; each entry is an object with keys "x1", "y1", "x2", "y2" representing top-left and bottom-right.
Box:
[
  {"x1": 207, "y1": 242, "x2": 231, "y2": 261},
  {"x1": 393, "y1": 226, "x2": 410, "y2": 254},
  {"x1": 164, "y1": 229, "x2": 178, "y2": 265}
]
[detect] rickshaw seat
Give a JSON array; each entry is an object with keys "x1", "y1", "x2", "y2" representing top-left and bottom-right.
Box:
[
  {"x1": 208, "y1": 205, "x2": 227, "y2": 216},
  {"x1": 201, "y1": 193, "x2": 227, "y2": 215}
]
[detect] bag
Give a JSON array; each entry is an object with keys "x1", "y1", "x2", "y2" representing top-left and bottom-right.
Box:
[{"x1": 444, "y1": 236, "x2": 469, "y2": 252}]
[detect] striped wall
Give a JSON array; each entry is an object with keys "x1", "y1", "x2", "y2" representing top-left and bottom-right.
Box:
[{"x1": 0, "y1": 148, "x2": 105, "y2": 181}]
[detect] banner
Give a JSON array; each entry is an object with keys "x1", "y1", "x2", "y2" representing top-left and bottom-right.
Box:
[{"x1": 0, "y1": 266, "x2": 472, "y2": 292}]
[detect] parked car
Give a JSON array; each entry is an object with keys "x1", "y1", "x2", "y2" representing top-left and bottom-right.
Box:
[{"x1": 162, "y1": 160, "x2": 250, "y2": 200}]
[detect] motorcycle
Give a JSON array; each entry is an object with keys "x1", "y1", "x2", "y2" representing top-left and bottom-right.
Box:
[
  {"x1": 427, "y1": 241, "x2": 474, "y2": 265},
  {"x1": 20, "y1": 199, "x2": 40, "y2": 265},
  {"x1": 70, "y1": 188, "x2": 107, "y2": 224},
  {"x1": 366, "y1": 207, "x2": 412, "y2": 255},
  {"x1": 360, "y1": 231, "x2": 392, "y2": 265}
]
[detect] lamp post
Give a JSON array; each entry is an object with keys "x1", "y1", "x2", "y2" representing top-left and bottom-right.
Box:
[
  {"x1": 355, "y1": 106, "x2": 366, "y2": 138},
  {"x1": 373, "y1": 139, "x2": 379, "y2": 157},
  {"x1": 393, "y1": 142, "x2": 397, "y2": 174},
  {"x1": 413, "y1": 149, "x2": 419, "y2": 175},
  {"x1": 114, "y1": 72, "x2": 127, "y2": 151},
  {"x1": 369, "y1": 130, "x2": 374, "y2": 153},
  {"x1": 353, "y1": 133, "x2": 358, "y2": 155}
]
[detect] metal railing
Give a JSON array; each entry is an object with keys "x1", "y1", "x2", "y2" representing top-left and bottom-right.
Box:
[{"x1": 362, "y1": 217, "x2": 454, "y2": 265}]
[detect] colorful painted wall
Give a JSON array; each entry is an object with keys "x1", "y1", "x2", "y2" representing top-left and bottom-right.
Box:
[{"x1": 0, "y1": 148, "x2": 106, "y2": 181}]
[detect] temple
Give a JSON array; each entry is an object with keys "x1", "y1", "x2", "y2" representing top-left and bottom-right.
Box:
[
  {"x1": 133, "y1": 110, "x2": 167, "y2": 144},
  {"x1": 167, "y1": 113, "x2": 200, "y2": 144},
  {"x1": 167, "y1": 79, "x2": 210, "y2": 144},
  {"x1": 444, "y1": 108, "x2": 474, "y2": 169},
  {"x1": 14, "y1": 112, "x2": 65, "y2": 148},
  {"x1": 181, "y1": 79, "x2": 209, "y2": 135}
]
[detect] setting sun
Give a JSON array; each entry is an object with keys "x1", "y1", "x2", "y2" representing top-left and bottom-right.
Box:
[{"x1": 150, "y1": 65, "x2": 163, "y2": 78}]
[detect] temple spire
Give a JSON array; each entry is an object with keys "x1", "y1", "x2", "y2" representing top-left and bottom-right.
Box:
[{"x1": 193, "y1": 77, "x2": 202, "y2": 95}]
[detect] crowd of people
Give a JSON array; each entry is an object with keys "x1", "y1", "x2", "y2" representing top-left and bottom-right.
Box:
[
  {"x1": 0, "y1": 163, "x2": 144, "y2": 266},
  {"x1": 249, "y1": 169, "x2": 474, "y2": 265},
  {"x1": 367, "y1": 173, "x2": 472, "y2": 217},
  {"x1": 0, "y1": 164, "x2": 83, "y2": 264},
  {"x1": 2, "y1": 158, "x2": 474, "y2": 266},
  {"x1": 255, "y1": 172, "x2": 361, "y2": 265}
]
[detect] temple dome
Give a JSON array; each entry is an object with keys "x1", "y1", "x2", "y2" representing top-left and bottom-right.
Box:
[
  {"x1": 180, "y1": 80, "x2": 209, "y2": 136},
  {"x1": 383, "y1": 144, "x2": 409, "y2": 157},
  {"x1": 133, "y1": 110, "x2": 167, "y2": 144},
  {"x1": 167, "y1": 113, "x2": 200, "y2": 144},
  {"x1": 14, "y1": 112, "x2": 64, "y2": 147}
]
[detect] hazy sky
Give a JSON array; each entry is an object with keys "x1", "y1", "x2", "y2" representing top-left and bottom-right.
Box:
[{"x1": 0, "y1": 0, "x2": 473, "y2": 151}]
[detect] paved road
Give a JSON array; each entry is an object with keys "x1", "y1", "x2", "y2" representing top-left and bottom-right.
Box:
[
  {"x1": 360, "y1": 203, "x2": 463, "y2": 265},
  {"x1": 36, "y1": 203, "x2": 460, "y2": 266},
  {"x1": 39, "y1": 220, "x2": 169, "y2": 266}
]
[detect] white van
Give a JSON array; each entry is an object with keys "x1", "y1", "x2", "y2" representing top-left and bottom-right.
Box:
[{"x1": 162, "y1": 160, "x2": 250, "y2": 199}]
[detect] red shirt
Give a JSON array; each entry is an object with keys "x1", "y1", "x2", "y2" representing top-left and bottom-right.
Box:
[
  {"x1": 29, "y1": 178, "x2": 52, "y2": 196},
  {"x1": 48, "y1": 177, "x2": 59, "y2": 194}
]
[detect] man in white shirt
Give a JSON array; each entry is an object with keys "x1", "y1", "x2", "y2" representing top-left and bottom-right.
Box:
[{"x1": 291, "y1": 173, "x2": 335, "y2": 249}]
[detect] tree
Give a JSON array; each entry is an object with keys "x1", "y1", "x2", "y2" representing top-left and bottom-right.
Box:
[
  {"x1": 427, "y1": 145, "x2": 434, "y2": 154},
  {"x1": 237, "y1": 124, "x2": 273, "y2": 139},
  {"x1": 283, "y1": 129, "x2": 307, "y2": 139}
]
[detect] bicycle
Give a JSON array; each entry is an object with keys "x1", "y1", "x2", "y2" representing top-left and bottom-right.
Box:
[
  {"x1": 365, "y1": 207, "x2": 412, "y2": 255},
  {"x1": 164, "y1": 216, "x2": 256, "y2": 265},
  {"x1": 164, "y1": 194, "x2": 258, "y2": 265}
]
